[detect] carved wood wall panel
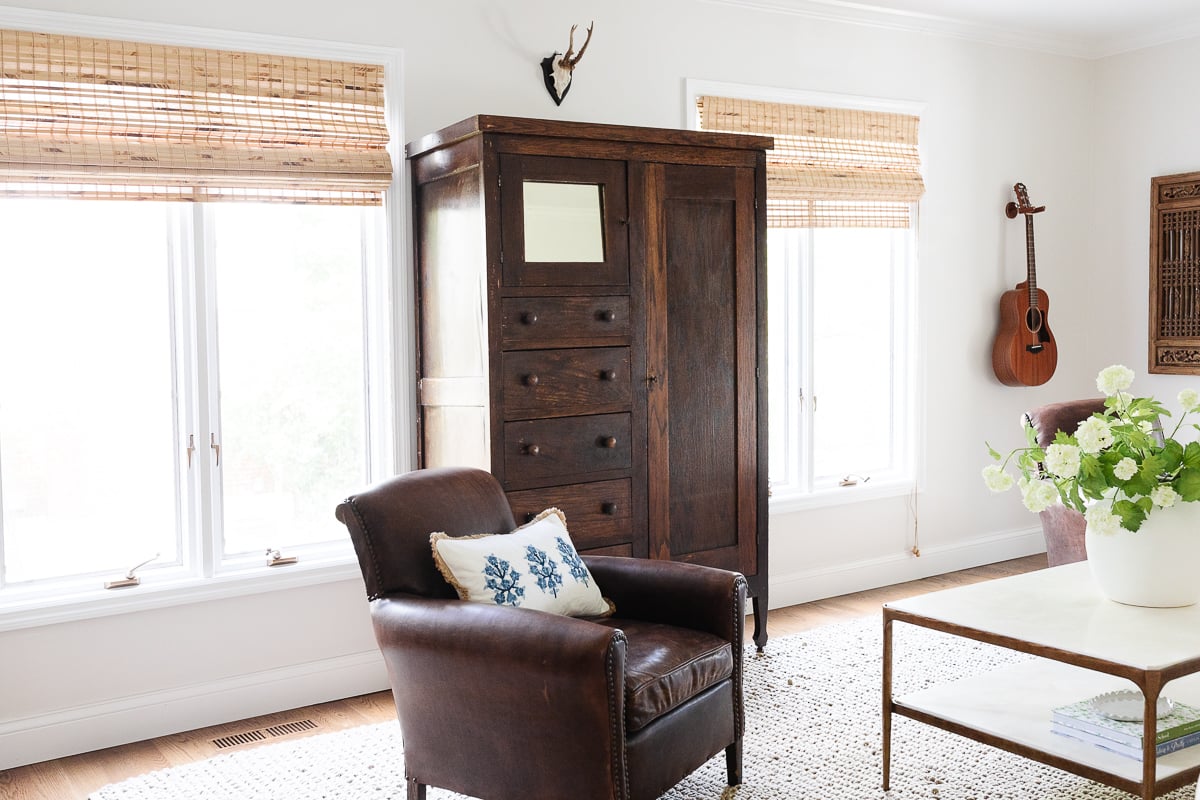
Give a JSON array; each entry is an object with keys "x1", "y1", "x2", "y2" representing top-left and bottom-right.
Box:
[{"x1": 1150, "y1": 171, "x2": 1200, "y2": 373}]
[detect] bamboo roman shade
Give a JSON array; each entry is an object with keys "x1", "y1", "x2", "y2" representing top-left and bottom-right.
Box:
[
  {"x1": 0, "y1": 28, "x2": 392, "y2": 204},
  {"x1": 697, "y1": 95, "x2": 924, "y2": 227}
]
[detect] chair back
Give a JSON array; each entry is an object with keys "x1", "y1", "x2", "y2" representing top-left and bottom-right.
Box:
[
  {"x1": 1023, "y1": 399, "x2": 1108, "y2": 448},
  {"x1": 336, "y1": 467, "x2": 516, "y2": 600}
]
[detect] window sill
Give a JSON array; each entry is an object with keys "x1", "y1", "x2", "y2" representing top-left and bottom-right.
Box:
[
  {"x1": 769, "y1": 478, "x2": 915, "y2": 514},
  {"x1": 0, "y1": 556, "x2": 363, "y2": 634}
]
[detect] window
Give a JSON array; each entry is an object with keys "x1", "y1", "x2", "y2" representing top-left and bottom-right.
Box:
[
  {"x1": 767, "y1": 225, "x2": 916, "y2": 500},
  {"x1": 692, "y1": 84, "x2": 923, "y2": 507},
  {"x1": 0, "y1": 24, "x2": 403, "y2": 617},
  {"x1": 0, "y1": 199, "x2": 395, "y2": 594}
]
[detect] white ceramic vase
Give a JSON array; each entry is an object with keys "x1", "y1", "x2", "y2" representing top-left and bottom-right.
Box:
[{"x1": 1085, "y1": 500, "x2": 1200, "y2": 607}]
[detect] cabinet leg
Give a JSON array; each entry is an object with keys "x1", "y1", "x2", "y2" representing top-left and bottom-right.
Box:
[{"x1": 752, "y1": 593, "x2": 768, "y2": 651}]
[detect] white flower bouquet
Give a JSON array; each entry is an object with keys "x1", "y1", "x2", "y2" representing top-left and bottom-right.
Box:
[{"x1": 984, "y1": 365, "x2": 1200, "y2": 534}]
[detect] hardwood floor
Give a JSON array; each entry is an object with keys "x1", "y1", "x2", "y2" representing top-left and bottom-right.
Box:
[{"x1": 0, "y1": 554, "x2": 1047, "y2": 800}]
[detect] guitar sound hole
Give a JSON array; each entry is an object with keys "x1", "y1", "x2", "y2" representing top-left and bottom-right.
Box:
[{"x1": 1024, "y1": 307, "x2": 1045, "y2": 335}]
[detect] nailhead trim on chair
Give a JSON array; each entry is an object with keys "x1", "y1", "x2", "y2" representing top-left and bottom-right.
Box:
[
  {"x1": 731, "y1": 575, "x2": 748, "y2": 740},
  {"x1": 344, "y1": 500, "x2": 386, "y2": 601},
  {"x1": 607, "y1": 630, "x2": 630, "y2": 800}
]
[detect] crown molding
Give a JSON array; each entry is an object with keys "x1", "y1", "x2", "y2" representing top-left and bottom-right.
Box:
[
  {"x1": 700, "y1": 0, "x2": 1200, "y2": 60},
  {"x1": 1091, "y1": 16, "x2": 1200, "y2": 59}
]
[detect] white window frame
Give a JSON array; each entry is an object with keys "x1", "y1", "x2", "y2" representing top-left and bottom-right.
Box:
[
  {"x1": 0, "y1": 8, "x2": 410, "y2": 632},
  {"x1": 685, "y1": 79, "x2": 923, "y2": 513}
]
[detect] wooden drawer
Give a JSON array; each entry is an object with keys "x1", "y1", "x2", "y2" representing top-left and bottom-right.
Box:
[
  {"x1": 503, "y1": 413, "x2": 631, "y2": 483},
  {"x1": 501, "y1": 296, "x2": 630, "y2": 348},
  {"x1": 501, "y1": 347, "x2": 630, "y2": 419},
  {"x1": 507, "y1": 478, "x2": 632, "y2": 551}
]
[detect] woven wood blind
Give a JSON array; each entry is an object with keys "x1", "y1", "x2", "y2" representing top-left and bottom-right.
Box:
[
  {"x1": 697, "y1": 95, "x2": 924, "y2": 228},
  {"x1": 0, "y1": 28, "x2": 392, "y2": 205}
]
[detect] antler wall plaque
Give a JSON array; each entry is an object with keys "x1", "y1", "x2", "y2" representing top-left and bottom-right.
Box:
[{"x1": 541, "y1": 22, "x2": 593, "y2": 105}]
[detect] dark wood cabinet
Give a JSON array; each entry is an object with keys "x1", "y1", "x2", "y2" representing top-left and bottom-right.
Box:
[{"x1": 408, "y1": 116, "x2": 771, "y2": 647}]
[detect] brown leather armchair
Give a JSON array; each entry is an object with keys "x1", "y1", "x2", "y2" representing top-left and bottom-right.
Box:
[
  {"x1": 336, "y1": 467, "x2": 748, "y2": 800},
  {"x1": 1023, "y1": 398, "x2": 1107, "y2": 566}
]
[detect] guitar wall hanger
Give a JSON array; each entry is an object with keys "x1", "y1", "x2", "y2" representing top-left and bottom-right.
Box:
[
  {"x1": 1005, "y1": 195, "x2": 1045, "y2": 219},
  {"x1": 992, "y1": 182, "x2": 1058, "y2": 386}
]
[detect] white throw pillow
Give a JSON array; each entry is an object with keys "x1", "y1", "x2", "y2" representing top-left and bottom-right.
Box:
[{"x1": 430, "y1": 508, "x2": 612, "y2": 617}]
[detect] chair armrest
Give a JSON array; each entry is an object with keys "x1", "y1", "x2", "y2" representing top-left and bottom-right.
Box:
[
  {"x1": 583, "y1": 555, "x2": 747, "y2": 644},
  {"x1": 369, "y1": 595, "x2": 628, "y2": 798}
]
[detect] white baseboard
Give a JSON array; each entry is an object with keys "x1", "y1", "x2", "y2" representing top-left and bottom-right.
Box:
[
  {"x1": 0, "y1": 650, "x2": 389, "y2": 770},
  {"x1": 767, "y1": 526, "x2": 1046, "y2": 610}
]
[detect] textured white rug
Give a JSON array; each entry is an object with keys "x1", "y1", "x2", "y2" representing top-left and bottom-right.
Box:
[{"x1": 89, "y1": 616, "x2": 1196, "y2": 799}]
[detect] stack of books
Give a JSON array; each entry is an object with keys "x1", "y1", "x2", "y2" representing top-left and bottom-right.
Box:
[{"x1": 1052, "y1": 697, "x2": 1200, "y2": 761}]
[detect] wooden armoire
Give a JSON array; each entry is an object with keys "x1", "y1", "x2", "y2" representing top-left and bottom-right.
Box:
[{"x1": 408, "y1": 115, "x2": 770, "y2": 647}]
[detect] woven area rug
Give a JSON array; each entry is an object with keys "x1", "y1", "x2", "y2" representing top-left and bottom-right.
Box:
[{"x1": 90, "y1": 616, "x2": 1196, "y2": 799}]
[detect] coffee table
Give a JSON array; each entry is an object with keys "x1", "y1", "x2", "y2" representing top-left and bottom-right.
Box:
[{"x1": 882, "y1": 562, "x2": 1200, "y2": 799}]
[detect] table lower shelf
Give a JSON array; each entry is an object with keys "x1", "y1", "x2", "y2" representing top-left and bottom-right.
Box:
[{"x1": 893, "y1": 658, "x2": 1200, "y2": 788}]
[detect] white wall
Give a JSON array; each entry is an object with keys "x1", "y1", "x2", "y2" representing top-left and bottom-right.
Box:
[
  {"x1": 1090, "y1": 40, "x2": 1200, "y2": 403},
  {"x1": 0, "y1": 0, "x2": 1109, "y2": 768}
]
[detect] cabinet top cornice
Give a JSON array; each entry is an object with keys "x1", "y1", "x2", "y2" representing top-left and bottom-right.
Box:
[{"x1": 405, "y1": 115, "x2": 773, "y2": 159}]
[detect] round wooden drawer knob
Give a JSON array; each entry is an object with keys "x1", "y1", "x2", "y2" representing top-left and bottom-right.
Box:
[
  {"x1": 601, "y1": 502, "x2": 618, "y2": 516},
  {"x1": 600, "y1": 370, "x2": 617, "y2": 381},
  {"x1": 598, "y1": 309, "x2": 616, "y2": 322},
  {"x1": 523, "y1": 373, "x2": 539, "y2": 386},
  {"x1": 525, "y1": 512, "x2": 537, "y2": 523},
  {"x1": 600, "y1": 436, "x2": 617, "y2": 449},
  {"x1": 521, "y1": 311, "x2": 538, "y2": 325},
  {"x1": 525, "y1": 444, "x2": 541, "y2": 456}
]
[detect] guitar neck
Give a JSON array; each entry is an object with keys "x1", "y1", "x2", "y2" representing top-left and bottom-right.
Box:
[{"x1": 1024, "y1": 214, "x2": 1039, "y2": 308}]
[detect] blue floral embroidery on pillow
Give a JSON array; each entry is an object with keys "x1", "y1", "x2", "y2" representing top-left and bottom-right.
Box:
[
  {"x1": 525, "y1": 545, "x2": 564, "y2": 597},
  {"x1": 556, "y1": 536, "x2": 589, "y2": 586},
  {"x1": 483, "y1": 554, "x2": 524, "y2": 606}
]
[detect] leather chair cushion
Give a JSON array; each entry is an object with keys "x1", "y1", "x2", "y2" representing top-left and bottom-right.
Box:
[{"x1": 595, "y1": 617, "x2": 733, "y2": 731}]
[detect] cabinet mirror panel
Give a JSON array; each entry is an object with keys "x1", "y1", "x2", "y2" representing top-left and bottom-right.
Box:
[{"x1": 522, "y1": 181, "x2": 605, "y2": 263}]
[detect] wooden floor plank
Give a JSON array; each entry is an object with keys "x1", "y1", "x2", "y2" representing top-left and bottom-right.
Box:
[{"x1": 0, "y1": 554, "x2": 1048, "y2": 799}]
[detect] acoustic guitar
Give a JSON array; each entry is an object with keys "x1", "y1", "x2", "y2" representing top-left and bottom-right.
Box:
[{"x1": 992, "y1": 182, "x2": 1058, "y2": 387}]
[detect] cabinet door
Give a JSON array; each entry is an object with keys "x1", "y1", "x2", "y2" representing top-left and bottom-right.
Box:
[
  {"x1": 644, "y1": 163, "x2": 759, "y2": 576},
  {"x1": 499, "y1": 154, "x2": 629, "y2": 287}
]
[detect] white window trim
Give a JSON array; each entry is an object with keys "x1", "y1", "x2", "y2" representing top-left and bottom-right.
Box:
[
  {"x1": 0, "y1": 7, "x2": 410, "y2": 632},
  {"x1": 685, "y1": 79, "x2": 925, "y2": 513}
]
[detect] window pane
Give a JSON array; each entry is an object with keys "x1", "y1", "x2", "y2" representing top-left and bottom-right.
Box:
[
  {"x1": 0, "y1": 200, "x2": 179, "y2": 583},
  {"x1": 811, "y1": 228, "x2": 897, "y2": 480},
  {"x1": 209, "y1": 205, "x2": 369, "y2": 557}
]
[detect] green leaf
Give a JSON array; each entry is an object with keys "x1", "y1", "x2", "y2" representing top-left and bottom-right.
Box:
[
  {"x1": 1125, "y1": 468, "x2": 1155, "y2": 497},
  {"x1": 1184, "y1": 441, "x2": 1200, "y2": 469},
  {"x1": 987, "y1": 443, "x2": 1002, "y2": 461},
  {"x1": 1176, "y1": 467, "x2": 1200, "y2": 502},
  {"x1": 1112, "y1": 499, "x2": 1147, "y2": 532},
  {"x1": 1161, "y1": 439, "x2": 1185, "y2": 473},
  {"x1": 1140, "y1": 454, "x2": 1167, "y2": 480},
  {"x1": 1024, "y1": 424, "x2": 1039, "y2": 448}
]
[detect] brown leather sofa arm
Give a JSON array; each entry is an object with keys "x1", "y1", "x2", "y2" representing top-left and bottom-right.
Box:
[
  {"x1": 583, "y1": 555, "x2": 747, "y2": 644},
  {"x1": 368, "y1": 595, "x2": 630, "y2": 798}
]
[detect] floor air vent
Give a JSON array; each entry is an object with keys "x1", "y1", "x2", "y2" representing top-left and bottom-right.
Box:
[
  {"x1": 264, "y1": 719, "x2": 318, "y2": 738},
  {"x1": 212, "y1": 718, "x2": 318, "y2": 749}
]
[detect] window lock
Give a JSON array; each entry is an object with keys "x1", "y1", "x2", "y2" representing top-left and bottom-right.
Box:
[
  {"x1": 104, "y1": 553, "x2": 160, "y2": 589},
  {"x1": 266, "y1": 549, "x2": 298, "y2": 567}
]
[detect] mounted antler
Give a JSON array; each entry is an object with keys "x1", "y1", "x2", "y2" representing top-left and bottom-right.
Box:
[
  {"x1": 541, "y1": 21, "x2": 595, "y2": 106},
  {"x1": 558, "y1": 22, "x2": 593, "y2": 72}
]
